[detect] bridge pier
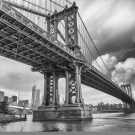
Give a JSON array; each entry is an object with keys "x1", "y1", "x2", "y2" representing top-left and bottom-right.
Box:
[
  {"x1": 33, "y1": 66, "x2": 92, "y2": 121},
  {"x1": 32, "y1": 2, "x2": 92, "y2": 121},
  {"x1": 33, "y1": 68, "x2": 92, "y2": 121},
  {"x1": 123, "y1": 101, "x2": 135, "y2": 113}
]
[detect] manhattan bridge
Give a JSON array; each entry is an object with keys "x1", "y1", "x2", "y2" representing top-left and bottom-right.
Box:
[{"x1": 0, "y1": 0, "x2": 135, "y2": 120}]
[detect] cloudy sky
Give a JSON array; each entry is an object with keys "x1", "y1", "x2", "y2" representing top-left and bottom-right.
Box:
[{"x1": 1, "y1": 0, "x2": 135, "y2": 105}]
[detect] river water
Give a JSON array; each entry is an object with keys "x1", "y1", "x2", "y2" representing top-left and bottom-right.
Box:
[{"x1": 0, "y1": 112, "x2": 135, "y2": 132}]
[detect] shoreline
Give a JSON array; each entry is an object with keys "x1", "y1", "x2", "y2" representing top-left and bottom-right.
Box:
[{"x1": 0, "y1": 113, "x2": 26, "y2": 124}]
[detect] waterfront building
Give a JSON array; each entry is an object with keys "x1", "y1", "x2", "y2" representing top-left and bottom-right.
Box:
[
  {"x1": 97, "y1": 102, "x2": 124, "y2": 112},
  {"x1": 0, "y1": 91, "x2": 4, "y2": 102}
]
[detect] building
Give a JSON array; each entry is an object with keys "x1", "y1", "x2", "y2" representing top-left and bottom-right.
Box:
[
  {"x1": 31, "y1": 85, "x2": 40, "y2": 110},
  {"x1": 9, "y1": 97, "x2": 13, "y2": 104},
  {"x1": 40, "y1": 95, "x2": 44, "y2": 105},
  {"x1": 19, "y1": 100, "x2": 29, "y2": 107},
  {"x1": 12, "y1": 96, "x2": 17, "y2": 103},
  {"x1": 92, "y1": 106, "x2": 98, "y2": 113},
  {"x1": 0, "y1": 91, "x2": 4, "y2": 102},
  {"x1": 97, "y1": 102, "x2": 124, "y2": 112},
  {"x1": 4, "y1": 96, "x2": 9, "y2": 102},
  {"x1": 36, "y1": 89, "x2": 40, "y2": 107}
]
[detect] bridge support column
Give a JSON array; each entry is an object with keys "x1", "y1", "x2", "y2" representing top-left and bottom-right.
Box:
[
  {"x1": 123, "y1": 101, "x2": 135, "y2": 113},
  {"x1": 53, "y1": 11, "x2": 58, "y2": 39},
  {"x1": 38, "y1": 72, "x2": 60, "y2": 109},
  {"x1": 75, "y1": 64, "x2": 82, "y2": 103},
  {"x1": 43, "y1": 73, "x2": 48, "y2": 106},
  {"x1": 73, "y1": 2, "x2": 78, "y2": 47},
  {"x1": 65, "y1": 70, "x2": 70, "y2": 104},
  {"x1": 129, "y1": 101, "x2": 134, "y2": 110},
  {"x1": 65, "y1": 13, "x2": 69, "y2": 46},
  {"x1": 47, "y1": 13, "x2": 50, "y2": 34},
  {"x1": 52, "y1": 72, "x2": 59, "y2": 105}
]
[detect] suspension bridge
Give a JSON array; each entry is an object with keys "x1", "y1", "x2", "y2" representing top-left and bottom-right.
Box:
[{"x1": 0, "y1": 0, "x2": 135, "y2": 120}]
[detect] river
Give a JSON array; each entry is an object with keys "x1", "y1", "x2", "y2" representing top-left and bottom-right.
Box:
[{"x1": 0, "y1": 112, "x2": 135, "y2": 132}]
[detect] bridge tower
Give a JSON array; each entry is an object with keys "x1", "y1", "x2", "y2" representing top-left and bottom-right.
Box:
[
  {"x1": 33, "y1": 2, "x2": 91, "y2": 121},
  {"x1": 121, "y1": 84, "x2": 135, "y2": 112}
]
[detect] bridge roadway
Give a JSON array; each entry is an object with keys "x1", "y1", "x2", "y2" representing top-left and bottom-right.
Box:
[{"x1": 0, "y1": 0, "x2": 134, "y2": 104}]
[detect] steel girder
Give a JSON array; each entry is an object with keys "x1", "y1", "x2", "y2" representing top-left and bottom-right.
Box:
[
  {"x1": 81, "y1": 70, "x2": 133, "y2": 102},
  {"x1": 0, "y1": 1, "x2": 76, "y2": 71}
]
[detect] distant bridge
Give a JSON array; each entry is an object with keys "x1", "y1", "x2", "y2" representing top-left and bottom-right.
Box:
[{"x1": 9, "y1": 105, "x2": 30, "y2": 110}]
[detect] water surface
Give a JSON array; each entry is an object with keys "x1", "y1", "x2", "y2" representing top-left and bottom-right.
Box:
[{"x1": 0, "y1": 113, "x2": 135, "y2": 132}]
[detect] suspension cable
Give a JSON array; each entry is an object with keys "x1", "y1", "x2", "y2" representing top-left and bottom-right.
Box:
[
  {"x1": 23, "y1": 0, "x2": 53, "y2": 13},
  {"x1": 77, "y1": 13, "x2": 118, "y2": 85},
  {"x1": 20, "y1": 0, "x2": 118, "y2": 84},
  {"x1": 63, "y1": 0, "x2": 118, "y2": 84},
  {"x1": 44, "y1": 1, "x2": 107, "y2": 76}
]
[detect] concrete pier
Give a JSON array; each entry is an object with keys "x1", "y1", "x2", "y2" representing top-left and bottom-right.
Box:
[{"x1": 33, "y1": 104, "x2": 92, "y2": 121}]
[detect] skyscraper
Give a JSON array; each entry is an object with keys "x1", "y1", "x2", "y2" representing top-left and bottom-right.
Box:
[
  {"x1": 0, "y1": 91, "x2": 4, "y2": 102},
  {"x1": 36, "y1": 89, "x2": 40, "y2": 107},
  {"x1": 31, "y1": 85, "x2": 36, "y2": 109},
  {"x1": 4, "y1": 96, "x2": 9, "y2": 102},
  {"x1": 31, "y1": 85, "x2": 40, "y2": 110},
  {"x1": 19, "y1": 100, "x2": 29, "y2": 107},
  {"x1": 12, "y1": 96, "x2": 17, "y2": 103},
  {"x1": 9, "y1": 97, "x2": 13, "y2": 104}
]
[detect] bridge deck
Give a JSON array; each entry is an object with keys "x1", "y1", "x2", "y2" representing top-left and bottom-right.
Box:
[{"x1": 0, "y1": 0, "x2": 76, "y2": 72}]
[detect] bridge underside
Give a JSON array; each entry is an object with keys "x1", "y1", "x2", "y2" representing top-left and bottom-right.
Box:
[
  {"x1": 81, "y1": 70, "x2": 134, "y2": 103},
  {"x1": 0, "y1": 4, "x2": 75, "y2": 74}
]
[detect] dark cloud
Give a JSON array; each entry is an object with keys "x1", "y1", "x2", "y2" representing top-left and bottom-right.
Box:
[{"x1": 79, "y1": 0, "x2": 135, "y2": 62}]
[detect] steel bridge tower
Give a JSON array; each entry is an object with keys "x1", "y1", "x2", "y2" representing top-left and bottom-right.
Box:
[{"x1": 32, "y1": 2, "x2": 92, "y2": 120}]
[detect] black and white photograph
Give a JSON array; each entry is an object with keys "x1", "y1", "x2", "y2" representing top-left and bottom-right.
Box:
[{"x1": 0, "y1": 0, "x2": 135, "y2": 133}]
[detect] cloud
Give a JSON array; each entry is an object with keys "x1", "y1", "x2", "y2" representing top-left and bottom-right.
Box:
[
  {"x1": 76, "y1": 0, "x2": 135, "y2": 62},
  {"x1": 112, "y1": 58, "x2": 135, "y2": 84},
  {"x1": 132, "y1": 35, "x2": 135, "y2": 43},
  {"x1": 92, "y1": 54, "x2": 117, "y2": 76},
  {"x1": 0, "y1": 56, "x2": 43, "y2": 101}
]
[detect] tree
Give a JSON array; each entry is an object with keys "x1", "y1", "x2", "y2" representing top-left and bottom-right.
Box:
[{"x1": 1, "y1": 101, "x2": 9, "y2": 114}]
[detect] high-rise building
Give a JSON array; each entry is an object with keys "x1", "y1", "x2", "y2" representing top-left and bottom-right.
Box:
[
  {"x1": 4, "y1": 96, "x2": 9, "y2": 102},
  {"x1": 31, "y1": 85, "x2": 40, "y2": 110},
  {"x1": 36, "y1": 89, "x2": 40, "y2": 107},
  {"x1": 19, "y1": 100, "x2": 29, "y2": 107},
  {"x1": 31, "y1": 85, "x2": 36, "y2": 109},
  {"x1": 12, "y1": 96, "x2": 17, "y2": 103},
  {"x1": 40, "y1": 94, "x2": 44, "y2": 104},
  {"x1": 9, "y1": 97, "x2": 13, "y2": 104},
  {"x1": 18, "y1": 92, "x2": 20, "y2": 105},
  {"x1": 0, "y1": 91, "x2": 4, "y2": 102}
]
